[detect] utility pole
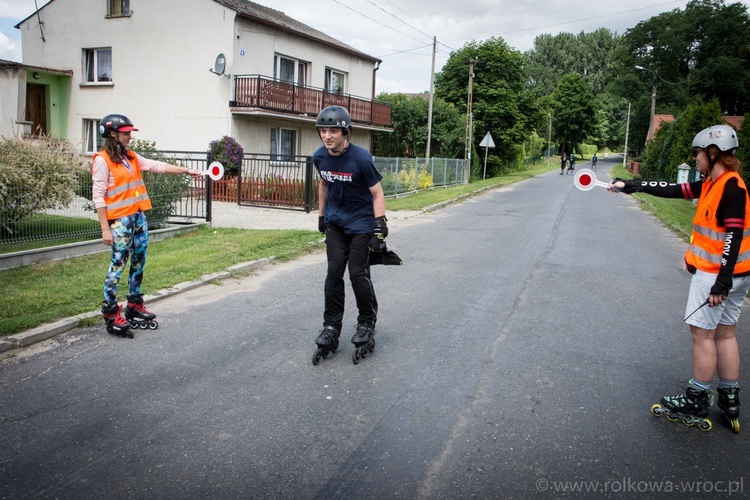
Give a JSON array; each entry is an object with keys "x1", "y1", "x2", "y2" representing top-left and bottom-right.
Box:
[
  {"x1": 464, "y1": 59, "x2": 477, "y2": 162},
  {"x1": 425, "y1": 36, "x2": 436, "y2": 160},
  {"x1": 623, "y1": 101, "x2": 631, "y2": 168},
  {"x1": 547, "y1": 113, "x2": 552, "y2": 168},
  {"x1": 647, "y1": 70, "x2": 657, "y2": 142}
]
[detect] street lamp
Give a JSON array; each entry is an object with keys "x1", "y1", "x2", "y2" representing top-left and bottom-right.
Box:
[{"x1": 635, "y1": 65, "x2": 658, "y2": 142}]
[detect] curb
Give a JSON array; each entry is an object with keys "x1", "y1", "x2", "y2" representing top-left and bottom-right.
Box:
[{"x1": 0, "y1": 257, "x2": 276, "y2": 355}]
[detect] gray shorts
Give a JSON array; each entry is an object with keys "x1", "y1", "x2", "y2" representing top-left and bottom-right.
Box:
[{"x1": 685, "y1": 269, "x2": 750, "y2": 329}]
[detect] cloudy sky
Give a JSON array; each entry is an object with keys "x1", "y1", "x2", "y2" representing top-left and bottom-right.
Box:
[{"x1": 2, "y1": 0, "x2": 749, "y2": 94}]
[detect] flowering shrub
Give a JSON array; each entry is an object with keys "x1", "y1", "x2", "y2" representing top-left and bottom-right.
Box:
[
  {"x1": 397, "y1": 165, "x2": 434, "y2": 191},
  {"x1": 208, "y1": 136, "x2": 244, "y2": 176}
]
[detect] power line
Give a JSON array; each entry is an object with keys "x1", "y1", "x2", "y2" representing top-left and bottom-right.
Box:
[
  {"x1": 364, "y1": 0, "x2": 432, "y2": 41},
  {"x1": 446, "y1": 0, "x2": 687, "y2": 44},
  {"x1": 330, "y1": 0, "x2": 426, "y2": 45}
]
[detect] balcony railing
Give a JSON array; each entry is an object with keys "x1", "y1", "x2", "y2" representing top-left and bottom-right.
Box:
[{"x1": 231, "y1": 75, "x2": 391, "y2": 128}]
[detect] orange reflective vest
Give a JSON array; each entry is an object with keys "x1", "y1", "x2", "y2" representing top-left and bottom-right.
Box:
[
  {"x1": 685, "y1": 171, "x2": 750, "y2": 274},
  {"x1": 92, "y1": 152, "x2": 152, "y2": 220}
]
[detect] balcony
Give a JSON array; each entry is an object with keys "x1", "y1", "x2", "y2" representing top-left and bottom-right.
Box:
[{"x1": 231, "y1": 75, "x2": 392, "y2": 130}]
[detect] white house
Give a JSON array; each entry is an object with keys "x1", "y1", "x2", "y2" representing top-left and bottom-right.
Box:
[{"x1": 13, "y1": 0, "x2": 392, "y2": 157}]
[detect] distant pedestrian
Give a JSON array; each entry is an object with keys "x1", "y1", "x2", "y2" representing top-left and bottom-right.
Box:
[
  {"x1": 591, "y1": 153, "x2": 598, "y2": 170},
  {"x1": 566, "y1": 153, "x2": 576, "y2": 174},
  {"x1": 560, "y1": 152, "x2": 567, "y2": 175}
]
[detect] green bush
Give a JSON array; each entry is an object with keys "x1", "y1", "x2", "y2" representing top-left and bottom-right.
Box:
[{"x1": 0, "y1": 136, "x2": 87, "y2": 237}]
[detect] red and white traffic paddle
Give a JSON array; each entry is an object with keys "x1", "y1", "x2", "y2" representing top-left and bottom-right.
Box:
[
  {"x1": 202, "y1": 161, "x2": 225, "y2": 181},
  {"x1": 574, "y1": 168, "x2": 611, "y2": 191}
]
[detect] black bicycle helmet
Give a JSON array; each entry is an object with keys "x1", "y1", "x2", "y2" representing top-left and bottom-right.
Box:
[
  {"x1": 316, "y1": 106, "x2": 351, "y2": 132},
  {"x1": 99, "y1": 114, "x2": 138, "y2": 138}
]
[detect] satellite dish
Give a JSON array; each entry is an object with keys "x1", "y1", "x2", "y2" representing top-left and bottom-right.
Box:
[{"x1": 209, "y1": 53, "x2": 229, "y2": 78}]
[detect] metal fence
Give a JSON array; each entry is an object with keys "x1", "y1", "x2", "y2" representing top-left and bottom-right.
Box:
[{"x1": 374, "y1": 157, "x2": 468, "y2": 196}]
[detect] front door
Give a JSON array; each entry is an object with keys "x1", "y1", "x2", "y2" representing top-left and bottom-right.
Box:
[{"x1": 26, "y1": 83, "x2": 47, "y2": 136}]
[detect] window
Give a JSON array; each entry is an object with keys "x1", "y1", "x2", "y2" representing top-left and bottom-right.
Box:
[
  {"x1": 107, "y1": 0, "x2": 132, "y2": 17},
  {"x1": 270, "y1": 128, "x2": 297, "y2": 161},
  {"x1": 84, "y1": 48, "x2": 112, "y2": 83},
  {"x1": 84, "y1": 119, "x2": 105, "y2": 154},
  {"x1": 273, "y1": 55, "x2": 307, "y2": 85},
  {"x1": 325, "y1": 68, "x2": 346, "y2": 94}
]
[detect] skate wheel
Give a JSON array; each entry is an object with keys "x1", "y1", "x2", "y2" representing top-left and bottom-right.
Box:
[
  {"x1": 650, "y1": 404, "x2": 663, "y2": 417},
  {"x1": 148, "y1": 320, "x2": 158, "y2": 330},
  {"x1": 681, "y1": 417, "x2": 695, "y2": 427},
  {"x1": 730, "y1": 419, "x2": 740, "y2": 434},
  {"x1": 698, "y1": 419, "x2": 713, "y2": 432},
  {"x1": 666, "y1": 413, "x2": 679, "y2": 422},
  {"x1": 312, "y1": 348, "x2": 323, "y2": 366},
  {"x1": 332, "y1": 339, "x2": 339, "y2": 353},
  {"x1": 352, "y1": 349, "x2": 360, "y2": 365},
  {"x1": 125, "y1": 329, "x2": 134, "y2": 339}
]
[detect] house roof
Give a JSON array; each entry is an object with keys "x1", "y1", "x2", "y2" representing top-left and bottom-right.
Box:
[
  {"x1": 214, "y1": 0, "x2": 381, "y2": 63},
  {"x1": 650, "y1": 114, "x2": 744, "y2": 140},
  {"x1": 16, "y1": 0, "x2": 381, "y2": 65},
  {"x1": 651, "y1": 114, "x2": 674, "y2": 137},
  {"x1": 725, "y1": 116, "x2": 744, "y2": 130},
  {"x1": 0, "y1": 58, "x2": 72, "y2": 75}
]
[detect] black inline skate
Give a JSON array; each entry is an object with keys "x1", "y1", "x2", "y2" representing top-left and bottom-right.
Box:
[
  {"x1": 351, "y1": 323, "x2": 375, "y2": 365},
  {"x1": 102, "y1": 302, "x2": 133, "y2": 338},
  {"x1": 717, "y1": 386, "x2": 741, "y2": 434},
  {"x1": 312, "y1": 326, "x2": 340, "y2": 365},
  {"x1": 124, "y1": 294, "x2": 158, "y2": 330},
  {"x1": 651, "y1": 386, "x2": 715, "y2": 432}
]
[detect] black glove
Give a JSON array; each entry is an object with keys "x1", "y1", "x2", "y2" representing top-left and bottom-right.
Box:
[
  {"x1": 612, "y1": 178, "x2": 643, "y2": 194},
  {"x1": 318, "y1": 216, "x2": 326, "y2": 234},
  {"x1": 710, "y1": 276, "x2": 732, "y2": 296},
  {"x1": 369, "y1": 216, "x2": 388, "y2": 252}
]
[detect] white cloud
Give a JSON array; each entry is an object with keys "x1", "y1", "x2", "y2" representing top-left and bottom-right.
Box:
[
  {"x1": 0, "y1": 0, "x2": 39, "y2": 20},
  {"x1": 0, "y1": 30, "x2": 21, "y2": 62}
]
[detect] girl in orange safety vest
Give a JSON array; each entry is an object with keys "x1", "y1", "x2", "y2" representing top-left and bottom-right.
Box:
[
  {"x1": 610, "y1": 125, "x2": 746, "y2": 433},
  {"x1": 92, "y1": 114, "x2": 202, "y2": 338}
]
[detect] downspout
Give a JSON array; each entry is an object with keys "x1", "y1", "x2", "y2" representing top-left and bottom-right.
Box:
[{"x1": 370, "y1": 61, "x2": 381, "y2": 153}]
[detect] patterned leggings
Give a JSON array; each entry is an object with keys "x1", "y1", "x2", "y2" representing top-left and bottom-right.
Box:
[{"x1": 103, "y1": 211, "x2": 149, "y2": 304}]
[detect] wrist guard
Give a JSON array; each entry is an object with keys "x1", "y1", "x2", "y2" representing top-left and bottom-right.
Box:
[{"x1": 613, "y1": 178, "x2": 643, "y2": 194}]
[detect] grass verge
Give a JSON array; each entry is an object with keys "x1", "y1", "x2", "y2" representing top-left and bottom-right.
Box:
[
  {"x1": 0, "y1": 226, "x2": 324, "y2": 336},
  {"x1": 610, "y1": 165, "x2": 694, "y2": 241}
]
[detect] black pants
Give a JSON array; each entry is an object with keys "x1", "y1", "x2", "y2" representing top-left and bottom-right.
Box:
[{"x1": 324, "y1": 224, "x2": 378, "y2": 331}]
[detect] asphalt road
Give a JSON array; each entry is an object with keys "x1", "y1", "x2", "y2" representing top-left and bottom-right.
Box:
[{"x1": 2, "y1": 157, "x2": 748, "y2": 499}]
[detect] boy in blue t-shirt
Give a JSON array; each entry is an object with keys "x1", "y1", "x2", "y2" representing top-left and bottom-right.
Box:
[{"x1": 312, "y1": 106, "x2": 388, "y2": 363}]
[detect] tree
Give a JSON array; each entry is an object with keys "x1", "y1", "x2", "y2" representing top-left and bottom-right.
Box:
[
  {"x1": 435, "y1": 37, "x2": 537, "y2": 178},
  {"x1": 372, "y1": 93, "x2": 464, "y2": 159},
  {"x1": 550, "y1": 74, "x2": 597, "y2": 155},
  {"x1": 525, "y1": 29, "x2": 620, "y2": 99}
]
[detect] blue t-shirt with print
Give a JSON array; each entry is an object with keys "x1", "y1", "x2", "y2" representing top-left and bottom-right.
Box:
[{"x1": 313, "y1": 142, "x2": 382, "y2": 234}]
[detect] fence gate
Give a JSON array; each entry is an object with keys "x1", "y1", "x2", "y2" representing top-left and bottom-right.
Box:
[{"x1": 232, "y1": 154, "x2": 316, "y2": 212}]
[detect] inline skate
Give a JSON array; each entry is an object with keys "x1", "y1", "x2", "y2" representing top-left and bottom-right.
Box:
[
  {"x1": 717, "y1": 386, "x2": 741, "y2": 434},
  {"x1": 312, "y1": 326, "x2": 340, "y2": 365},
  {"x1": 124, "y1": 294, "x2": 159, "y2": 330},
  {"x1": 651, "y1": 386, "x2": 715, "y2": 432},
  {"x1": 101, "y1": 302, "x2": 133, "y2": 338},
  {"x1": 351, "y1": 323, "x2": 375, "y2": 365}
]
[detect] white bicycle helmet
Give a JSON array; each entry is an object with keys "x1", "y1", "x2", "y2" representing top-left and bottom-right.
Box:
[{"x1": 691, "y1": 125, "x2": 739, "y2": 155}]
